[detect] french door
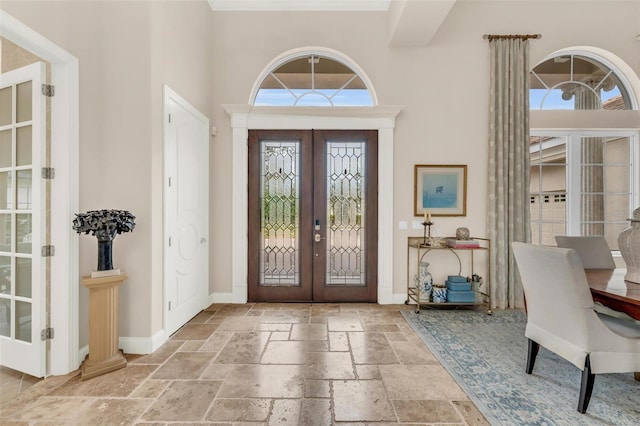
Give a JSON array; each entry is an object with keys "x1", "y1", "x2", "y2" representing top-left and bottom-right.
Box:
[
  {"x1": 0, "y1": 62, "x2": 46, "y2": 377},
  {"x1": 248, "y1": 130, "x2": 378, "y2": 302}
]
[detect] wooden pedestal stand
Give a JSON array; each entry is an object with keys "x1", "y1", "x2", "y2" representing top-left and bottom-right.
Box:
[{"x1": 80, "y1": 273, "x2": 127, "y2": 380}]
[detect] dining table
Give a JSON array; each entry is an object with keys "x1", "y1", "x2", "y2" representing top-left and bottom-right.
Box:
[{"x1": 586, "y1": 268, "x2": 640, "y2": 321}]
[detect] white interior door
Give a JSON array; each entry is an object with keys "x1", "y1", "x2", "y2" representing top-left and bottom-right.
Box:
[
  {"x1": 164, "y1": 86, "x2": 209, "y2": 337},
  {"x1": 0, "y1": 62, "x2": 46, "y2": 377}
]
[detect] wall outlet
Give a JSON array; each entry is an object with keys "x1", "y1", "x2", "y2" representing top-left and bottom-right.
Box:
[
  {"x1": 412, "y1": 220, "x2": 423, "y2": 230},
  {"x1": 399, "y1": 221, "x2": 407, "y2": 230}
]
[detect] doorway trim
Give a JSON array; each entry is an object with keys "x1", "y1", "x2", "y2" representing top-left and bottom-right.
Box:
[
  {"x1": 0, "y1": 10, "x2": 80, "y2": 375},
  {"x1": 223, "y1": 105, "x2": 402, "y2": 304}
]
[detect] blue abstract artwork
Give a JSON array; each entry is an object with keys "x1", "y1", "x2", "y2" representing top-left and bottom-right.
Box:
[{"x1": 422, "y1": 173, "x2": 458, "y2": 209}]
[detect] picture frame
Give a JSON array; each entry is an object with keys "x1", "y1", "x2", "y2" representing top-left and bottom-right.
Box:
[{"x1": 414, "y1": 164, "x2": 467, "y2": 217}]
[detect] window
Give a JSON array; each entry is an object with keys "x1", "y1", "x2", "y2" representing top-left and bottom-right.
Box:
[
  {"x1": 529, "y1": 132, "x2": 636, "y2": 248},
  {"x1": 254, "y1": 54, "x2": 374, "y2": 107},
  {"x1": 530, "y1": 54, "x2": 632, "y2": 110}
]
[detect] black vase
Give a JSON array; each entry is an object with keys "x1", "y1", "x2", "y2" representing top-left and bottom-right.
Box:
[{"x1": 97, "y1": 239, "x2": 114, "y2": 271}]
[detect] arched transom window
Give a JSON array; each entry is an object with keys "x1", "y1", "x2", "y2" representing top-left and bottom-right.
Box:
[
  {"x1": 530, "y1": 54, "x2": 632, "y2": 110},
  {"x1": 254, "y1": 54, "x2": 374, "y2": 107}
]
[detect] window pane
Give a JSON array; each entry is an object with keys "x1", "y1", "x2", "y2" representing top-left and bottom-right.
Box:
[
  {"x1": 0, "y1": 130, "x2": 11, "y2": 168},
  {"x1": 0, "y1": 171, "x2": 13, "y2": 210},
  {"x1": 16, "y1": 81, "x2": 32, "y2": 123},
  {"x1": 0, "y1": 87, "x2": 11, "y2": 127},
  {"x1": 605, "y1": 222, "x2": 627, "y2": 251},
  {"x1": 15, "y1": 257, "x2": 31, "y2": 298},
  {"x1": 16, "y1": 170, "x2": 32, "y2": 210},
  {"x1": 0, "y1": 255, "x2": 10, "y2": 295},
  {"x1": 540, "y1": 165, "x2": 565, "y2": 192},
  {"x1": 605, "y1": 194, "x2": 631, "y2": 222},
  {"x1": 0, "y1": 213, "x2": 11, "y2": 252},
  {"x1": 15, "y1": 300, "x2": 31, "y2": 342},
  {"x1": 604, "y1": 165, "x2": 629, "y2": 193},
  {"x1": 605, "y1": 137, "x2": 630, "y2": 163},
  {"x1": 16, "y1": 213, "x2": 32, "y2": 254},
  {"x1": 0, "y1": 298, "x2": 10, "y2": 337},
  {"x1": 16, "y1": 126, "x2": 32, "y2": 167}
]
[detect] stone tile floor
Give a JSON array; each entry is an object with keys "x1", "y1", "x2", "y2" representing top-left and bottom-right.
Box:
[{"x1": 0, "y1": 303, "x2": 489, "y2": 425}]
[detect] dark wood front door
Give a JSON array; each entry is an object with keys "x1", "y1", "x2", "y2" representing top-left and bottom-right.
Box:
[{"x1": 248, "y1": 129, "x2": 378, "y2": 302}]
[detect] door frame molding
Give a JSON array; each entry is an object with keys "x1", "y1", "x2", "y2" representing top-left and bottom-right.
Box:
[
  {"x1": 223, "y1": 105, "x2": 402, "y2": 304},
  {"x1": 1, "y1": 10, "x2": 80, "y2": 375}
]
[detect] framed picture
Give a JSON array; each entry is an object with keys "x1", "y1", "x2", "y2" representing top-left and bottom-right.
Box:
[{"x1": 414, "y1": 164, "x2": 467, "y2": 217}]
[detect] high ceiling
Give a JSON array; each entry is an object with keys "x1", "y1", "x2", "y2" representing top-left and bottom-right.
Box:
[{"x1": 207, "y1": 0, "x2": 458, "y2": 47}]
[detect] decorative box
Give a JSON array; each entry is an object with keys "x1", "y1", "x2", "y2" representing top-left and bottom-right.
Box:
[
  {"x1": 445, "y1": 280, "x2": 472, "y2": 291},
  {"x1": 447, "y1": 275, "x2": 468, "y2": 283},
  {"x1": 446, "y1": 289, "x2": 475, "y2": 303}
]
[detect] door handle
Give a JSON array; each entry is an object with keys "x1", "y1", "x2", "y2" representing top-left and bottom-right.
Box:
[{"x1": 314, "y1": 234, "x2": 325, "y2": 243}]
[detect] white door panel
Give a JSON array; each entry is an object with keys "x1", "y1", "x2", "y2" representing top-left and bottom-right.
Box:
[
  {"x1": 164, "y1": 87, "x2": 209, "y2": 337},
  {"x1": 0, "y1": 62, "x2": 46, "y2": 377}
]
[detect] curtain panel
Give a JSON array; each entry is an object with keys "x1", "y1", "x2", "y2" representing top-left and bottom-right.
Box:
[{"x1": 487, "y1": 38, "x2": 531, "y2": 309}]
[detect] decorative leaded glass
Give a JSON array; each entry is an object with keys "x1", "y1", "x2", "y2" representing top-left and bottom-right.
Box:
[
  {"x1": 260, "y1": 141, "x2": 300, "y2": 286},
  {"x1": 326, "y1": 141, "x2": 365, "y2": 285}
]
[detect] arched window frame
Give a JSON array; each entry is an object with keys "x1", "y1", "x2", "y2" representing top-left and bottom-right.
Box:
[{"x1": 249, "y1": 46, "x2": 378, "y2": 107}]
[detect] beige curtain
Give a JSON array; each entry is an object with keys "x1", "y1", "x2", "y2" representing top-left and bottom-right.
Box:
[{"x1": 487, "y1": 38, "x2": 531, "y2": 310}]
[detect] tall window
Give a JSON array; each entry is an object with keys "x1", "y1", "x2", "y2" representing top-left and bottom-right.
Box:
[
  {"x1": 254, "y1": 54, "x2": 373, "y2": 107},
  {"x1": 529, "y1": 53, "x2": 638, "y2": 248}
]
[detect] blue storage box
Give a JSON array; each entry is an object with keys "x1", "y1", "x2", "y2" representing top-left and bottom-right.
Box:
[
  {"x1": 447, "y1": 275, "x2": 468, "y2": 283},
  {"x1": 445, "y1": 280, "x2": 472, "y2": 291},
  {"x1": 446, "y1": 289, "x2": 475, "y2": 303}
]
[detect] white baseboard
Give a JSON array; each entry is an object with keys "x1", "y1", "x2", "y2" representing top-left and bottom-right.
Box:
[
  {"x1": 119, "y1": 329, "x2": 167, "y2": 355},
  {"x1": 393, "y1": 293, "x2": 409, "y2": 305},
  {"x1": 78, "y1": 345, "x2": 89, "y2": 363},
  {"x1": 210, "y1": 292, "x2": 234, "y2": 304}
]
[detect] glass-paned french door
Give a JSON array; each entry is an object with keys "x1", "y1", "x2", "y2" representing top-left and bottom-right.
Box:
[
  {"x1": 248, "y1": 130, "x2": 378, "y2": 302},
  {"x1": 0, "y1": 62, "x2": 46, "y2": 377}
]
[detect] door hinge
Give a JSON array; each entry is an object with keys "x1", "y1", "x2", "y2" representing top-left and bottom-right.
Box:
[
  {"x1": 168, "y1": 177, "x2": 172, "y2": 187},
  {"x1": 168, "y1": 236, "x2": 172, "y2": 247},
  {"x1": 41, "y1": 245, "x2": 55, "y2": 257},
  {"x1": 41, "y1": 167, "x2": 55, "y2": 179},
  {"x1": 41, "y1": 327, "x2": 54, "y2": 340},
  {"x1": 168, "y1": 113, "x2": 172, "y2": 123},
  {"x1": 41, "y1": 84, "x2": 55, "y2": 97},
  {"x1": 168, "y1": 301, "x2": 172, "y2": 311}
]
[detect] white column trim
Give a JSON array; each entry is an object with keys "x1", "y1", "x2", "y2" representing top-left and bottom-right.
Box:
[{"x1": 223, "y1": 105, "x2": 402, "y2": 304}]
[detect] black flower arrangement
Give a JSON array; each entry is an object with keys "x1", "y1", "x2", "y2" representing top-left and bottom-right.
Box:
[{"x1": 72, "y1": 209, "x2": 136, "y2": 271}]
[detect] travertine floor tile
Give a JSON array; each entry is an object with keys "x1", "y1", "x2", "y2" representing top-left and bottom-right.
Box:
[
  {"x1": 299, "y1": 398, "x2": 331, "y2": 425},
  {"x1": 217, "y1": 316, "x2": 260, "y2": 331},
  {"x1": 206, "y1": 398, "x2": 271, "y2": 422},
  {"x1": 261, "y1": 341, "x2": 308, "y2": 364},
  {"x1": 269, "y1": 398, "x2": 301, "y2": 425},
  {"x1": 333, "y1": 380, "x2": 396, "y2": 422},
  {"x1": 142, "y1": 380, "x2": 222, "y2": 421},
  {"x1": 305, "y1": 352, "x2": 355, "y2": 380},
  {"x1": 151, "y1": 352, "x2": 216, "y2": 380},
  {"x1": 349, "y1": 332, "x2": 399, "y2": 364},
  {"x1": 50, "y1": 365, "x2": 158, "y2": 397},
  {"x1": 327, "y1": 316, "x2": 364, "y2": 332},
  {"x1": 290, "y1": 323, "x2": 328, "y2": 341},
  {"x1": 171, "y1": 323, "x2": 220, "y2": 340},
  {"x1": 214, "y1": 331, "x2": 270, "y2": 364},
  {"x1": 217, "y1": 364, "x2": 305, "y2": 398},
  {"x1": 2, "y1": 303, "x2": 486, "y2": 425},
  {"x1": 379, "y1": 364, "x2": 468, "y2": 400},
  {"x1": 392, "y1": 399, "x2": 462, "y2": 423}
]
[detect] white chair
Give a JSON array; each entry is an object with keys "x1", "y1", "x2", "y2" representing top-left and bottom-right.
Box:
[
  {"x1": 512, "y1": 242, "x2": 640, "y2": 413},
  {"x1": 555, "y1": 235, "x2": 616, "y2": 269}
]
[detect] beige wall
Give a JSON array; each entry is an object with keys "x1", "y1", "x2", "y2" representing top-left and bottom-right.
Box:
[
  {"x1": 1, "y1": 0, "x2": 213, "y2": 346},
  {"x1": 1, "y1": 0, "x2": 638, "y2": 346}
]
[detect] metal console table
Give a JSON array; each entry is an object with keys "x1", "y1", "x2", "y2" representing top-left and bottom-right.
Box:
[{"x1": 405, "y1": 236, "x2": 492, "y2": 314}]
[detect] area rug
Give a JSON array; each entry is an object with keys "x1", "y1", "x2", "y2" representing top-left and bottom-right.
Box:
[{"x1": 402, "y1": 309, "x2": 640, "y2": 425}]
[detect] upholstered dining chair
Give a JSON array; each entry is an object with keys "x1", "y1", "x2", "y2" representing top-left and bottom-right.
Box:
[
  {"x1": 555, "y1": 235, "x2": 616, "y2": 269},
  {"x1": 512, "y1": 242, "x2": 640, "y2": 413}
]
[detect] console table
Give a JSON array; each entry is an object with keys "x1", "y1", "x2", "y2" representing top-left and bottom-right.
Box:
[{"x1": 406, "y1": 236, "x2": 491, "y2": 314}]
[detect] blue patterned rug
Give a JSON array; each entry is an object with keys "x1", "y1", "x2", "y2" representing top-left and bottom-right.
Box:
[{"x1": 402, "y1": 309, "x2": 640, "y2": 425}]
